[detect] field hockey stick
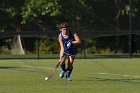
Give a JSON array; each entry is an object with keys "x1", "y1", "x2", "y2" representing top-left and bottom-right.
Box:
[
  {"x1": 45, "y1": 52, "x2": 66, "y2": 80},
  {"x1": 45, "y1": 40, "x2": 73, "y2": 80}
]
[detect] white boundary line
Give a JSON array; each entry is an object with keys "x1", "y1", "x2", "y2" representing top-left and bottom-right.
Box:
[
  {"x1": 98, "y1": 73, "x2": 140, "y2": 78},
  {"x1": 20, "y1": 66, "x2": 61, "y2": 70}
]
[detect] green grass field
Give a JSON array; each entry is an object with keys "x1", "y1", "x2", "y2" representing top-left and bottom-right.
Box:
[{"x1": 0, "y1": 58, "x2": 140, "y2": 93}]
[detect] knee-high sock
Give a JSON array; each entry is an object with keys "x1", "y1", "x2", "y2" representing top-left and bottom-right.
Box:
[
  {"x1": 66, "y1": 67, "x2": 73, "y2": 77},
  {"x1": 60, "y1": 64, "x2": 66, "y2": 71}
]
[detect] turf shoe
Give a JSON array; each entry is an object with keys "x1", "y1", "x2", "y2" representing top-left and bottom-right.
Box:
[
  {"x1": 59, "y1": 71, "x2": 66, "y2": 78},
  {"x1": 66, "y1": 71, "x2": 72, "y2": 81},
  {"x1": 66, "y1": 77, "x2": 71, "y2": 81}
]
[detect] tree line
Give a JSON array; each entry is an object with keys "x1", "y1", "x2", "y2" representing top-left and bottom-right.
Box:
[{"x1": 0, "y1": 0, "x2": 140, "y2": 54}]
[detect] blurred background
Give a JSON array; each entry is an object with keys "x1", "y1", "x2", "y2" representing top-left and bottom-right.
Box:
[{"x1": 0, "y1": 0, "x2": 140, "y2": 59}]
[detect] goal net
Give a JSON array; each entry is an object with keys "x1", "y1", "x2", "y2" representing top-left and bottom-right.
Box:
[{"x1": 11, "y1": 35, "x2": 25, "y2": 55}]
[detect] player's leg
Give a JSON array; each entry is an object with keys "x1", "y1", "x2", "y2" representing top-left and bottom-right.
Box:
[
  {"x1": 66, "y1": 56, "x2": 75, "y2": 81},
  {"x1": 59, "y1": 55, "x2": 67, "y2": 78}
]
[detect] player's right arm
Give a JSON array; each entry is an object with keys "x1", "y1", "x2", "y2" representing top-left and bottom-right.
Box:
[{"x1": 58, "y1": 34, "x2": 65, "y2": 59}]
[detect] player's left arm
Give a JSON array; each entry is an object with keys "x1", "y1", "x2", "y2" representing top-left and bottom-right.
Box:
[{"x1": 72, "y1": 32, "x2": 81, "y2": 45}]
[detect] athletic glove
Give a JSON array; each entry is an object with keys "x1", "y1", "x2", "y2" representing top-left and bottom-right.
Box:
[{"x1": 66, "y1": 40, "x2": 73, "y2": 48}]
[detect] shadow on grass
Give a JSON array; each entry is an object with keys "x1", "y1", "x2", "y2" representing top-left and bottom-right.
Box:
[
  {"x1": 87, "y1": 77, "x2": 140, "y2": 85},
  {"x1": 0, "y1": 66, "x2": 45, "y2": 73}
]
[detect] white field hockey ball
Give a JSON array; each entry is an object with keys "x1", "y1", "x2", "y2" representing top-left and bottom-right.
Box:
[{"x1": 45, "y1": 77, "x2": 48, "y2": 80}]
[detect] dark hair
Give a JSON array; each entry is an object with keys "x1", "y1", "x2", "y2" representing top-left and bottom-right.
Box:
[{"x1": 59, "y1": 22, "x2": 69, "y2": 30}]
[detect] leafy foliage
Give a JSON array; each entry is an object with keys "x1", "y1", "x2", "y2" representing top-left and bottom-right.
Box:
[
  {"x1": 21, "y1": 0, "x2": 60, "y2": 24},
  {"x1": 1, "y1": 0, "x2": 140, "y2": 54}
]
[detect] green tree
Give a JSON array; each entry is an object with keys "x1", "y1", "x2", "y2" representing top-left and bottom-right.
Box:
[
  {"x1": 0, "y1": 0, "x2": 24, "y2": 31},
  {"x1": 21, "y1": 0, "x2": 60, "y2": 25}
]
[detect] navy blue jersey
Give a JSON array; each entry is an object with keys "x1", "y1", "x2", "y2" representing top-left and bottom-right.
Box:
[{"x1": 60, "y1": 30, "x2": 77, "y2": 56}]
